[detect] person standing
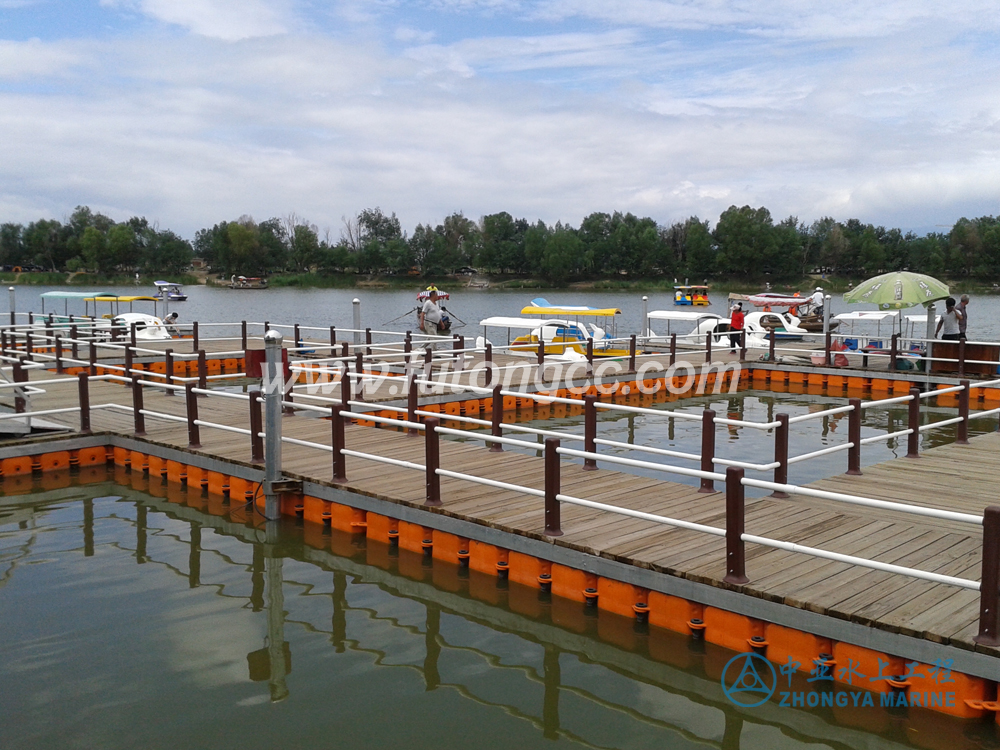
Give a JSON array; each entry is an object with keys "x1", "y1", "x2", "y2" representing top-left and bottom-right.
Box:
[
  {"x1": 729, "y1": 303, "x2": 745, "y2": 354},
  {"x1": 956, "y1": 294, "x2": 970, "y2": 340},
  {"x1": 935, "y1": 297, "x2": 963, "y2": 341},
  {"x1": 418, "y1": 289, "x2": 443, "y2": 350},
  {"x1": 809, "y1": 287, "x2": 824, "y2": 317}
]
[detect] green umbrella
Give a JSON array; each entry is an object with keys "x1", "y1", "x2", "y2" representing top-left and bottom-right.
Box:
[{"x1": 843, "y1": 271, "x2": 950, "y2": 310}]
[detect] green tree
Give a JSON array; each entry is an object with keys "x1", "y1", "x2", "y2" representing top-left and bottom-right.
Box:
[
  {"x1": 80, "y1": 226, "x2": 113, "y2": 273},
  {"x1": 714, "y1": 206, "x2": 777, "y2": 277}
]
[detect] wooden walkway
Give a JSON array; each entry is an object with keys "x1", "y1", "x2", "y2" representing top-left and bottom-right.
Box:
[{"x1": 3, "y1": 374, "x2": 996, "y2": 657}]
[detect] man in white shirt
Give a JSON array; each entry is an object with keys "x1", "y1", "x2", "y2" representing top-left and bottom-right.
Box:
[
  {"x1": 418, "y1": 290, "x2": 443, "y2": 350},
  {"x1": 809, "y1": 287, "x2": 825, "y2": 317}
]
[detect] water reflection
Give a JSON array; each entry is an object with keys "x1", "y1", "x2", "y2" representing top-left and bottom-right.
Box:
[{"x1": 0, "y1": 471, "x2": 997, "y2": 750}]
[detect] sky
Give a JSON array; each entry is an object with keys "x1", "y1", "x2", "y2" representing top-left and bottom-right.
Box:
[{"x1": 1, "y1": 0, "x2": 998, "y2": 240}]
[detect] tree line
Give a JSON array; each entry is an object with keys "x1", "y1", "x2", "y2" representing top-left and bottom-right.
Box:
[{"x1": 3, "y1": 204, "x2": 999, "y2": 282}]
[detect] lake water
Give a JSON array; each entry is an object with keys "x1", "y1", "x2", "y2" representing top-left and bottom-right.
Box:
[
  {"x1": 16, "y1": 284, "x2": 1000, "y2": 341},
  {"x1": 2, "y1": 476, "x2": 993, "y2": 750}
]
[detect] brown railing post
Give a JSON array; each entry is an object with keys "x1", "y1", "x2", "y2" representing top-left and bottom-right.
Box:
[
  {"x1": 771, "y1": 413, "x2": 790, "y2": 497},
  {"x1": 365, "y1": 327, "x2": 372, "y2": 357},
  {"x1": 331, "y1": 326, "x2": 338, "y2": 353},
  {"x1": 192, "y1": 321, "x2": 199, "y2": 352},
  {"x1": 13, "y1": 358, "x2": 26, "y2": 413},
  {"x1": 198, "y1": 350, "x2": 207, "y2": 391},
  {"x1": 484, "y1": 343, "x2": 493, "y2": 386},
  {"x1": 164, "y1": 348, "x2": 174, "y2": 395},
  {"x1": 24, "y1": 330, "x2": 32, "y2": 360},
  {"x1": 847, "y1": 398, "x2": 863, "y2": 475},
  {"x1": 130, "y1": 322, "x2": 137, "y2": 349},
  {"x1": 824, "y1": 330, "x2": 832, "y2": 366},
  {"x1": 740, "y1": 329, "x2": 747, "y2": 360},
  {"x1": 407, "y1": 371, "x2": 419, "y2": 436},
  {"x1": 331, "y1": 405, "x2": 347, "y2": 482},
  {"x1": 628, "y1": 334, "x2": 636, "y2": 372},
  {"x1": 700, "y1": 409, "x2": 716, "y2": 492},
  {"x1": 906, "y1": 387, "x2": 920, "y2": 458},
  {"x1": 490, "y1": 384, "x2": 503, "y2": 452},
  {"x1": 889, "y1": 333, "x2": 898, "y2": 371},
  {"x1": 354, "y1": 351, "x2": 364, "y2": 401},
  {"x1": 341, "y1": 341, "x2": 349, "y2": 360},
  {"x1": 124, "y1": 344, "x2": 134, "y2": 380},
  {"x1": 670, "y1": 333, "x2": 677, "y2": 367},
  {"x1": 294, "y1": 323, "x2": 301, "y2": 348},
  {"x1": 583, "y1": 394, "x2": 597, "y2": 470},
  {"x1": 538, "y1": 337, "x2": 546, "y2": 371},
  {"x1": 957, "y1": 380, "x2": 970, "y2": 445},
  {"x1": 78, "y1": 372, "x2": 91, "y2": 433},
  {"x1": 768, "y1": 330, "x2": 776, "y2": 361},
  {"x1": 185, "y1": 382, "x2": 201, "y2": 448},
  {"x1": 131, "y1": 374, "x2": 146, "y2": 436},
  {"x1": 424, "y1": 416, "x2": 441, "y2": 506},
  {"x1": 958, "y1": 338, "x2": 967, "y2": 379},
  {"x1": 71, "y1": 325, "x2": 79, "y2": 360},
  {"x1": 249, "y1": 387, "x2": 263, "y2": 463},
  {"x1": 544, "y1": 437, "x2": 563, "y2": 536},
  {"x1": 340, "y1": 356, "x2": 352, "y2": 409},
  {"x1": 89, "y1": 341, "x2": 97, "y2": 376},
  {"x1": 586, "y1": 338, "x2": 594, "y2": 375},
  {"x1": 55, "y1": 334, "x2": 63, "y2": 373},
  {"x1": 975, "y1": 506, "x2": 1000, "y2": 645},
  {"x1": 724, "y1": 466, "x2": 749, "y2": 584},
  {"x1": 705, "y1": 330, "x2": 712, "y2": 364},
  {"x1": 241, "y1": 320, "x2": 248, "y2": 350}
]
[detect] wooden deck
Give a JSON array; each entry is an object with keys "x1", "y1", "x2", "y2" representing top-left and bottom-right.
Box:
[{"x1": 3, "y1": 373, "x2": 997, "y2": 658}]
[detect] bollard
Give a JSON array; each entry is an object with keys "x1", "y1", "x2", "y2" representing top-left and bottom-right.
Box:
[
  {"x1": 185, "y1": 383, "x2": 201, "y2": 448},
  {"x1": 957, "y1": 380, "x2": 970, "y2": 445},
  {"x1": 262, "y1": 330, "x2": 284, "y2": 519},
  {"x1": 248, "y1": 386, "x2": 263, "y2": 463},
  {"x1": 198, "y1": 350, "x2": 207, "y2": 391},
  {"x1": 670, "y1": 333, "x2": 677, "y2": 367},
  {"x1": 583, "y1": 394, "x2": 597, "y2": 470},
  {"x1": 352, "y1": 298, "x2": 361, "y2": 344},
  {"x1": 771, "y1": 414, "x2": 789, "y2": 497},
  {"x1": 975, "y1": 506, "x2": 1000, "y2": 646},
  {"x1": 906, "y1": 387, "x2": 920, "y2": 458},
  {"x1": 78, "y1": 373, "x2": 91, "y2": 434},
  {"x1": 131, "y1": 375, "x2": 146, "y2": 436},
  {"x1": 164, "y1": 349, "x2": 174, "y2": 395},
  {"x1": 89, "y1": 341, "x2": 97, "y2": 376},
  {"x1": 424, "y1": 416, "x2": 441, "y2": 506},
  {"x1": 241, "y1": 320, "x2": 248, "y2": 350},
  {"x1": 485, "y1": 343, "x2": 493, "y2": 386},
  {"x1": 699, "y1": 410, "x2": 716, "y2": 492},
  {"x1": 628, "y1": 334, "x2": 636, "y2": 373},
  {"x1": 846, "y1": 398, "x2": 862, "y2": 475},
  {"x1": 331, "y1": 405, "x2": 347, "y2": 481},
  {"x1": 490, "y1": 384, "x2": 503, "y2": 452},
  {"x1": 724, "y1": 467, "x2": 748, "y2": 584},
  {"x1": 407, "y1": 371, "x2": 418, "y2": 436},
  {"x1": 544, "y1": 438, "x2": 563, "y2": 536},
  {"x1": 192, "y1": 321, "x2": 199, "y2": 352}
]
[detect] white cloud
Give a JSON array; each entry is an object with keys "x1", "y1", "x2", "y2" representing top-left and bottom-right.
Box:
[
  {"x1": 0, "y1": 39, "x2": 83, "y2": 80},
  {"x1": 394, "y1": 27, "x2": 436, "y2": 43},
  {"x1": 101, "y1": 0, "x2": 294, "y2": 40}
]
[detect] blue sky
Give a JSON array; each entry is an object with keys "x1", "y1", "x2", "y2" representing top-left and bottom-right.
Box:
[{"x1": 1, "y1": 1, "x2": 998, "y2": 239}]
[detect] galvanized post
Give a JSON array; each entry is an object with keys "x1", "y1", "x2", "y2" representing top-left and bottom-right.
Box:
[
  {"x1": 262, "y1": 330, "x2": 284, "y2": 520},
  {"x1": 724, "y1": 467, "x2": 748, "y2": 584},
  {"x1": 131, "y1": 375, "x2": 146, "y2": 436},
  {"x1": 331, "y1": 405, "x2": 347, "y2": 481},
  {"x1": 699, "y1": 409, "x2": 716, "y2": 492},
  {"x1": 424, "y1": 416, "x2": 441, "y2": 506},
  {"x1": 490, "y1": 384, "x2": 503, "y2": 452},
  {"x1": 771, "y1": 413, "x2": 789, "y2": 497},
  {"x1": 641, "y1": 295, "x2": 649, "y2": 338},
  {"x1": 544, "y1": 438, "x2": 562, "y2": 536},
  {"x1": 249, "y1": 386, "x2": 263, "y2": 464},
  {"x1": 906, "y1": 387, "x2": 920, "y2": 458},
  {"x1": 78, "y1": 372, "x2": 91, "y2": 434},
  {"x1": 975, "y1": 506, "x2": 1000, "y2": 646},
  {"x1": 846, "y1": 398, "x2": 862, "y2": 475},
  {"x1": 185, "y1": 382, "x2": 201, "y2": 448},
  {"x1": 957, "y1": 380, "x2": 970, "y2": 445},
  {"x1": 583, "y1": 394, "x2": 597, "y2": 470},
  {"x1": 352, "y1": 298, "x2": 361, "y2": 344}
]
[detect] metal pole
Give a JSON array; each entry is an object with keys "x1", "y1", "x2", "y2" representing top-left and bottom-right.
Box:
[
  {"x1": 131, "y1": 375, "x2": 146, "y2": 436},
  {"x1": 424, "y1": 416, "x2": 441, "y2": 506},
  {"x1": 89, "y1": 341, "x2": 97, "y2": 376},
  {"x1": 490, "y1": 384, "x2": 503, "y2": 452},
  {"x1": 583, "y1": 394, "x2": 597, "y2": 470},
  {"x1": 12, "y1": 359, "x2": 25, "y2": 413},
  {"x1": 8, "y1": 286, "x2": 14, "y2": 326},
  {"x1": 249, "y1": 386, "x2": 264, "y2": 463},
  {"x1": 78, "y1": 372, "x2": 91, "y2": 434},
  {"x1": 906, "y1": 387, "x2": 920, "y2": 458},
  {"x1": 925, "y1": 302, "x2": 936, "y2": 386},
  {"x1": 331, "y1": 406, "x2": 347, "y2": 481},
  {"x1": 768, "y1": 330, "x2": 776, "y2": 361},
  {"x1": 957, "y1": 380, "x2": 970, "y2": 445},
  {"x1": 699, "y1": 409, "x2": 716, "y2": 492},
  {"x1": 585, "y1": 338, "x2": 593, "y2": 376},
  {"x1": 771, "y1": 413, "x2": 789, "y2": 497},
  {"x1": 824, "y1": 329, "x2": 832, "y2": 366},
  {"x1": 130, "y1": 322, "x2": 137, "y2": 349},
  {"x1": 263, "y1": 330, "x2": 284, "y2": 520},
  {"x1": 740, "y1": 329, "x2": 747, "y2": 361},
  {"x1": 352, "y1": 298, "x2": 361, "y2": 344},
  {"x1": 641, "y1": 295, "x2": 649, "y2": 338},
  {"x1": 847, "y1": 398, "x2": 862, "y2": 475},
  {"x1": 124, "y1": 343, "x2": 133, "y2": 379},
  {"x1": 724, "y1": 466, "x2": 748, "y2": 584},
  {"x1": 544, "y1": 438, "x2": 562, "y2": 536},
  {"x1": 975, "y1": 506, "x2": 1000, "y2": 646}
]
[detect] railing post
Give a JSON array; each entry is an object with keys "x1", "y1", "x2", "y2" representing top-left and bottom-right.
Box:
[
  {"x1": 365, "y1": 327, "x2": 372, "y2": 356},
  {"x1": 847, "y1": 398, "x2": 862, "y2": 475},
  {"x1": 89, "y1": 341, "x2": 97, "y2": 376},
  {"x1": 331, "y1": 405, "x2": 347, "y2": 482},
  {"x1": 131, "y1": 374, "x2": 146, "y2": 436},
  {"x1": 55, "y1": 334, "x2": 63, "y2": 373},
  {"x1": 353, "y1": 300, "x2": 361, "y2": 343},
  {"x1": 544, "y1": 438, "x2": 563, "y2": 536},
  {"x1": 957, "y1": 380, "x2": 970, "y2": 445},
  {"x1": 124, "y1": 344, "x2": 133, "y2": 380},
  {"x1": 740, "y1": 329, "x2": 747, "y2": 361},
  {"x1": 670, "y1": 333, "x2": 676, "y2": 367},
  {"x1": 331, "y1": 326, "x2": 338, "y2": 353},
  {"x1": 586, "y1": 338, "x2": 594, "y2": 376},
  {"x1": 889, "y1": 333, "x2": 898, "y2": 370},
  {"x1": 705, "y1": 329, "x2": 712, "y2": 364},
  {"x1": 628, "y1": 334, "x2": 636, "y2": 372},
  {"x1": 198, "y1": 349, "x2": 207, "y2": 391},
  {"x1": 24, "y1": 329, "x2": 32, "y2": 360},
  {"x1": 13, "y1": 358, "x2": 26, "y2": 413},
  {"x1": 583, "y1": 394, "x2": 597, "y2": 470},
  {"x1": 185, "y1": 382, "x2": 201, "y2": 448},
  {"x1": 164, "y1": 348, "x2": 174, "y2": 395},
  {"x1": 130, "y1": 322, "x2": 137, "y2": 349},
  {"x1": 340, "y1": 341, "x2": 348, "y2": 360},
  {"x1": 906, "y1": 387, "x2": 920, "y2": 458},
  {"x1": 771, "y1": 413, "x2": 789, "y2": 497},
  {"x1": 70, "y1": 325, "x2": 79, "y2": 360},
  {"x1": 485, "y1": 343, "x2": 493, "y2": 386},
  {"x1": 768, "y1": 330, "x2": 776, "y2": 361},
  {"x1": 78, "y1": 372, "x2": 91, "y2": 433},
  {"x1": 262, "y1": 330, "x2": 284, "y2": 519},
  {"x1": 407, "y1": 370, "x2": 418, "y2": 436},
  {"x1": 354, "y1": 351, "x2": 364, "y2": 401},
  {"x1": 975, "y1": 506, "x2": 1000, "y2": 646},
  {"x1": 423, "y1": 346, "x2": 433, "y2": 380},
  {"x1": 456, "y1": 334, "x2": 465, "y2": 372},
  {"x1": 538, "y1": 336, "x2": 546, "y2": 382},
  {"x1": 424, "y1": 417, "x2": 441, "y2": 506},
  {"x1": 241, "y1": 320, "x2": 248, "y2": 350},
  {"x1": 824, "y1": 330, "x2": 832, "y2": 366},
  {"x1": 700, "y1": 409, "x2": 716, "y2": 492},
  {"x1": 340, "y1": 354, "x2": 352, "y2": 409},
  {"x1": 249, "y1": 386, "x2": 263, "y2": 463},
  {"x1": 192, "y1": 320, "x2": 199, "y2": 352},
  {"x1": 724, "y1": 466, "x2": 748, "y2": 584},
  {"x1": 294, "y1": 323, "x2": 301, "y2": 349},
  {"x1": 958, "y1": 339, "x2": 967, "y2": 378},
  {"x1": 490, "y1": 384, "x2": 503, "y2": 452}
]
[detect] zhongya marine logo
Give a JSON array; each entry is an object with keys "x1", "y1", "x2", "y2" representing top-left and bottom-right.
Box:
[{"x1": 721, "y1": 653, "x2": 777, "y2": 707}]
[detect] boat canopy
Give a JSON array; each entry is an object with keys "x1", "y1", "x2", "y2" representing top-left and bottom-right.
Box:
[
  {"x1": 154, "y1": 280, "x2": 182, "y2": 288},
  {"x1": 521, "y1": 306, "x2": 621, "y2": 317},
  {"x1": 675, "y1": 285, "x2": 709, "y2": 290},
  {"x1": 834, "y1": 311, "x2": 899, "y2": 322},
  {"x1": 648, "y1": 310, "x2": 722, "y2": 322},
  {"x1": 480, "y1": 316, "x2": 547, "y2": 329},
  {"x1": 86, "y1": 295, "x2": 158, "y2": 303},
  {"x1": 528, "y1": 298, "x2": 595, "y2": 312},
  {"x1": 41, "y1": 291, "x2": 111, "y2": 299}
]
